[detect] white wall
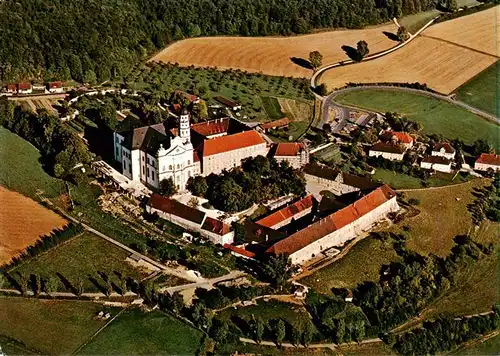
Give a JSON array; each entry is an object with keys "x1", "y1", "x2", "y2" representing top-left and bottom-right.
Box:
[
  {"x1": 475, "y1": 163, "x2": 500, "y2": 172},
  {"x1": 421, "y1": 161, "x2": 451, "y2": 173},
  {"x1": 304, "y1": 173, "x2": 359, "y2": 196},
  {"x1": 432, "y1": 149, "x2": 455, "y2": 160},
  {"x1": 369, "y1": 150, "x2": 405, "y2": 161},
  {"x1": 202, "y1": 143, "x2": 268, "y2": 175},
  {"x1": 147, "y1": 206, "x2": 202, "y2": 232},
  {"x1": 201, "y1": 230, "x2": 235, "y2": 245}
]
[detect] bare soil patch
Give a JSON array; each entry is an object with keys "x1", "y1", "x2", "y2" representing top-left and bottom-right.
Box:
[
  {"x1": 0, "y1": 186, "x2": 67, "y2": 265},
  {"x1": 151, "y1": 24, "x2": 397, "y2": 78}
]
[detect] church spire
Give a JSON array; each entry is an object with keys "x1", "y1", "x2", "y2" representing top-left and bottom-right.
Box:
[{"x1": 179, "y1": 109, "x2": 190, "y2": 143}]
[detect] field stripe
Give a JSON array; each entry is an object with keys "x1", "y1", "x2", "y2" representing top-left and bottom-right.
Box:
[{"x1": 420, "y1": 34, "x2": 500, "y2": 59}]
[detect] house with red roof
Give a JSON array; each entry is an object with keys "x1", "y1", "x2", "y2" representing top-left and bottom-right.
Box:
[
  {"x1": 380, "y1": 131, "x2": 414, "y2": 148},
  {"x1": 199, "y1": 130, "x2": 268, "y2": 175},
  {"x1": 260, "y1": 117, "x2": 291, "y2": 132},
  {"x1": 265, "y1": 185, "x2": 399, "y2": 265},
  {"x1": 270, "y1": 142, "x2": 309, "y2": 169},
  {"x1": 48, "y1": 81, "x2": 64, "y2": 93},
  {"x1": 256, "y1": 195, "x2": 316, "y2": 230},
  {"x1": 17, "y1": 83, "x2": 32, "y2": 94},
  {"x1": 369, "y1": 142, "x2": 407, "y2": 161},
  {"x1": 432, "y1": 142, "x2": 456, "y2": 160},
  {"x1": 6, "y1": 84, "x2": 17, "y2": 93},
  {"x1": 420, "y1": 156, "x2": 452, "y2": 173},
  {"x1": 475, "y1": 153, "x2": 500, "y2": 172},
  {"x1": 147, "y1": 194, "x2": 234, "y2": 245}
]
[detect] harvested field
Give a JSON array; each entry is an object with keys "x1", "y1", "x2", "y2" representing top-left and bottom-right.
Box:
[
  {"x1": 151, "y1": 24, "x2": 398, "y2": 78},
  {"x1": 423, "y1": 6, "x2": 499, "y2": 57},
  {"x1": 0, "y1": 186, "x2": 67, "y2": 265},
  {"x1": 320, "y1": 36, "x2": 497, "y2": 94}
]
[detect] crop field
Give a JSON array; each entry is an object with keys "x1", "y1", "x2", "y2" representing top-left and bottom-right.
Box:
[
  {"x1": 10, "y1": 97, "x2": 61, "y2": 116},
  {"x1": 455, "y1": 61, "x2": 499, "y2": 116},
  {"x1": 335, "y1": 90, "x2": 500, "y2": 150},
  {"x1": 78, "y1": 308, "x2": 203, "y2": 355},
  {"x1": 393, "y1": 179, "x2": 491, "y2": 257},
  {"x1": 0, "y1": 127, "x2": 63, "y2": 199},
  {"x1": 456, "y1": 334, "x2": 500, "y2": 355},
  {"x1": 8, "y1": 232, "x2": 147, "y2": 292},
  {"x1": 300, "y1": 236, "x2": 400, "y2": 293},
  {"x1": 151, "y1": 23, "x2": 398, "y2": 78},
  {"x1": 0, "y1": 186, "x2": 67, "y2": 266},
  {"x1": 0, "y1": 297, "x2": 115, "y2": 355}
]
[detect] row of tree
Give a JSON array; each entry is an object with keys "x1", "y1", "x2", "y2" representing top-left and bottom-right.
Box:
[
  {"x1": 187, "y1": 156, "x2": 306, "y2": 213},
  {"x1": 0, "y1": 0, "x2": 437, "y2": 83}
]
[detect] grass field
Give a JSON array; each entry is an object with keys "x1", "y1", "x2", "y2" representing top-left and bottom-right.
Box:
[
  {"x1": 394, "y1": 179, "x2": 491, "y2": 257},
  {"x1": 78, "y1": 308, "x2": 203, "y2": 355},
  {"x1": 455, "y1": 333, "x2": 500, "y2": 355},
  {"x1": 278, "y1": 98, "x2": 313, "y2": 122},
  {"x1": 0, "y1": 126, "x2": 63, "y2": 199},
  {"x1": 0, "y1": 297, "x2": 113, "y2": 355},
  {"x1": 335, "y1": 90, "x2": 500, "y2": 150},
  {"x1": 218, "y1": 341, "x2": 337, "y2": 355},
  {"x1": 0, "y1": 186, "x2": 67, "y2": 265},
  {"x1": 399, "y1": 9, "x2": 441, "y2": 33},
  {"x1": 300, "y1": 236, "x2": 400, "y2": 293},
  {"x1": 9, "y1": 232, "x2": 147, "y2": 292},
  {"x1": 151, "y1": 23, "x2": 397, "y2": 78},
  {"x1": 455, "y1": 61, "x2": 499, "y2": 117},
  {"x1": 261, "y1": 96, "x2": 285, "y2": 120},
  {"x1": 0, "y1": 335, "x2": 38, "y2": 355},
  {"x1": 372, "y1": 169, "x2": 471, "y2": 190}
]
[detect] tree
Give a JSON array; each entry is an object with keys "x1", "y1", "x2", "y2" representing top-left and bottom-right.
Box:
[
  {"x1": 309, "y1": 51, "x2": 323, "y2": 71},
  {"x1": 316, "y1": 83, "x2": 328, "y2": 96},
  {"x1": 446, "y1": 0, "x2": 459, "y2": 12},
  {"x1": 163, "y1": 291, "x2": 185, "y2": 314},
  {"x1": 192, "y1": 101, "x2": 208, "y2": 121},
  {"x1": 186, "y1": 176, "x2": 208, "y2": 197},
  {"x1": 261, "y1": 254, "x2": 297, "y2": 287},
  {"x1": 473, "y1": 139, "x2": 492, "y2": 156},
  {"x1": 0, "y1": 274, "x2": 6, "y2": 289},
  {"x1": 159, "y1": 177, "x2": 177, "y2": 197},
  {"x1": 210, "y1": 319, "x2": 229, "y2": 344},
  {"x1": 275, "y1": 319, "x2": 286, "y2": 346},
  {"x1": 302, "y1": 320, "x2": 315, "y2": 346},
  {"x1": 397, "y1": 26, "x2": 410, "y2": 42},
  {"x1": 255, "y1": 317, "x2": 265, "y2": 343},
  {"x1": 290, "y1": 323, "x2": 302, "y2": 346},
  {"x1": 76, "y1": 277, "x2": 85, "y2": 297},
  {"x1": 356, "y1": 41, "x2": 369, "y2": 60},
  {"x1": 44, "y1": 276, "x2": 59, "y2": 293}
]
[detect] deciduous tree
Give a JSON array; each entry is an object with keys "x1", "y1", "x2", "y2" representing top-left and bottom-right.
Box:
[{"x1": 309, "y1": 51, "x2": 323, "y2": 70}]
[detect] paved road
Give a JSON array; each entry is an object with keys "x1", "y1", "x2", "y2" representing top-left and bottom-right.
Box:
[
  {"x1": 328, "y1": 85, "x2": 499, "y2": 124},
  {"x1": 239, "y1": 336, "x2": 381, "y2": 349}
]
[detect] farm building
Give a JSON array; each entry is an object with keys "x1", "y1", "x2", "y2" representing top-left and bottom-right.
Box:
[
  {"x1": 432, "y1": 142, "x2": 456, "y2": 160},
  {"x1": 147, "y1": 194, "x2": 234, "y2": 245},
  {"x1": 260, "y1": 117, "x2": 291, "y2": 132},
  {"x1": 17, "y1": 83, "x2": 32, "y2": 94},
  {"x1": 173, "y1": 90, "x2": 200, "y2": 104},
  {"x1": 265, "y1": 185, "x2": 399, "y2": 265},
  {"x1": 215, "y1": 96, "x2": 241, "y2": 110},
  {"x1": 270, "y1": 142, "x2": 309, "y2": 169},
  {"x1": 369, "y1": 142, "x2": 406, "y2": 161},
  {"x1": 255, "y1": 195, "x2": 316, "y2": 230},
  {"x1": 5, "y1": 84, "x2": 16, "y2": 93},
  {"x1": 380, "y1": 131, "x2": 414, "y2": 148},
  {"x1": 474, "y1": 153, "x2": 500, "y2": 172},
  {"x1": 304, "y1": 163, "x2": 379, "y2": 196},
  {"x1": 48, "y1": 81, "x2": 64, "y2": 93},
  {"x1": 420, "y1": 156, "x2": 452, "y2": 173}
]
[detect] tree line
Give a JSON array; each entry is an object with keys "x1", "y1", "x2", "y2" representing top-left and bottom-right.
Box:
[
  {"x1": 187, "y1": 155, "x2": 306, "y2": 213},
  {"x1": 0, "y1": 0, "x2": 437, "y2": 83}
]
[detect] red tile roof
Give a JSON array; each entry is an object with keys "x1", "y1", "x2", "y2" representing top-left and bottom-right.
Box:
[
  {"x1": 261, "y1": 117, "x2": 290, "y2": 130},
  {"x1": 191, "y1": 118, "x2": 229, "y2": 137},
  {"x1": 17, "y1": 83, "x2": 31, "y2": 90},
  {"x1": 370, "y1": 142, "x2": 406, "y2": 154},
  {"x1": 381, "y1": 131, "x2": 414, "y2": 144},
  {"x1": 202, "y1": 130, "x2": 265, "y2": 157},
  {"x1": 201, "y1": 216, "x2": 231, "y2": 236},
  {"x1": 49, "y1": 81, "x2": 63, "y2": 88},
  {"x1": 174, "y1": 90, "x2": 199, "y2": 103},
  {"x1": 476, "y1": 153, "x2": 500, "y2": 166},
  {"x1": 433, "y1": 142, "x2": 455, "y2": 154},
  {"x1": 422, "y1": 156, "x2": 451, "y2": 165},
  {"x1": 7, "y1": 84, "x2": 16, "y2": 91},
  {"x1": 223, "y1": 244, "x2": 256, "y2": 258},
  {"x1": 149, "y1": 194, "x2": 205, "y2": 224},
  {"x1": 274, "y1": 143, "x2": 305, "y2": 157},
  {"x1": 266, "y1": 185, "x2": 396, "y2": 256},
  {"x1": 256, "y1": 195, "x2": 315, "y2": 228}
]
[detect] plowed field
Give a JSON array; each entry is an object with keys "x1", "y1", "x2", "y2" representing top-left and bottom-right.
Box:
[
  {"x1": 0, "y1": 186, "x2": 67, "y2": 265},
  {"x1": 151, "y1": 24, "x2": 398, "y2": 77}
]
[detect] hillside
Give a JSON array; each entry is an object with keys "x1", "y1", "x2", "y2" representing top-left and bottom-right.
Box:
[{"x1": 0, "y1": 0, "x2": 436, "y2": 84}]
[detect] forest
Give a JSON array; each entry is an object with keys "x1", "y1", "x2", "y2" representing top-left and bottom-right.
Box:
[{"x1": 0, "y1": 0, "x2": 437, "y2": 83}]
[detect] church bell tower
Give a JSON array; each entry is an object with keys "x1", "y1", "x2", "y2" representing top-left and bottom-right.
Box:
[{"x1": 179, "y1": 109, "x2": 191, "y2": 143}]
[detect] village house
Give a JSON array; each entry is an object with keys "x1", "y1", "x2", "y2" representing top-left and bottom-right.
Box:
[
  {"x1": 32, "y1": 83, "x2": 46, "y2": 93},
  {"x1": 270, "y1": 142, "x2": 309, "y2": 169},
  {"x1": 474, "y1": 153, "x2": 500, "y2": 172},
  {"x1": 6, "y1": 84, "x2": 16, "y2": 94},
  {"x1": 259, "y1": 117, "x2": 291, "y2": 133},
  {"x1": 147, "y1": 194, "x2": 234, "y2": 245},
  {"x1": 255, "y1": 195, "x2": 316, "y2": 230},
  {"x1": 369, "y1": 142, "x2": 406, "y2": 161},
  {"x1": 420, "y1": 156, "x2": 452, "y2": 173},
  {"x1": 380, "y1": 131, "x2": 414, "y2": 149},
  {"x1": 304, "y1": 163, "x2": 380, "y2": 196},
  {"x1": 173, "y1": 90, "x2": 200, "y2": 104},
  {"x1": 17, "y1": 83, "x2": 32, "y2": 94},
  {"x1": 48, "y1": 81, "x2": 64, "y2": 93},
  {"x1": 215, "y1": 96, "x2": 241, "y2": 111},
  {"x1": 432, "y1": 142, "x2": 456, "y2": 160},
  {"x1": 265, "y1": 185, "x2": 399, "y2": 265}
]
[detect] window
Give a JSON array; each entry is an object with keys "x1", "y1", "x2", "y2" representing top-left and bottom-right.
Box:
[
  {"x1": 142, "y1": 156, "x2": 144, "y2": 161},
  {"x1": 147, "y1": 158, "x2": 150, "y2": 164},
  {"x1": 116, "y1": 147, "x2": 119, "y2": 157},
  {"x1": 147, "y1": 169, "x2": 149, "y2": 178},
  {"x1": 169, "y1": 165, "x2": 173, "y2": 170},
  {"x1": 177, "y1": 164, "x2": 180, "y2": 169},
  {"x1": 142, "y1": 166, "x2": 145, "y2": 175},
  {"x1": 188, "y1": 160, "x2": 191, "y2": 165},
  {"x1": 122, "y1": 161, "x2": 126, "y2": 170},
  {"x1": 152, "y1": 171, "x2": 155, "y2": 181}
]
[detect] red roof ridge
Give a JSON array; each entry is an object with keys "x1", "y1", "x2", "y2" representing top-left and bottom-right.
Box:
[
  {"x1": 274, "y1": 142, "x2": 305, "y2": 157},
  {"x1": 256, "y1": 195, "x2": 314, "y2": 228},
  {"x1": 476, "y1": 153, "x2": 500, "y2": 166},
  {"x1": 202, "y1": 130, "x2": 265, "y2": 157}
]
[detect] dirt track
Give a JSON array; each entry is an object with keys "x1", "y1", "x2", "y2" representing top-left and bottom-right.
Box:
[{"x1": 0, "y1": 186, "x2": 67, "y2": 265}]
